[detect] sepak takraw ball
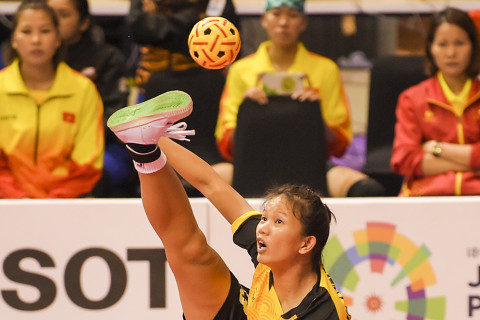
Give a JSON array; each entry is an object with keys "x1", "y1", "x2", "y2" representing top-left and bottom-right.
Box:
[{"x1": 188, "y1": 16, "x2": 241, "y2": 69}]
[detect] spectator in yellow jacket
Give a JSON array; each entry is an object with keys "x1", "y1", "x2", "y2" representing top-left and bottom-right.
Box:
[
  {"x1": 215, "y1": 0, "x2": 384, "y2": 197},
  {"x1": 0, "y1": 0, "x2": 104, "y2": 198}
]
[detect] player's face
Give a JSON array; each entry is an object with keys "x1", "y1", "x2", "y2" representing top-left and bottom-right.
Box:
[
  {"x1": 48, "y1": 0, "x2": 89, "y2": 45},
  {"x1": 261, "y1": 6, "x2": 307, "y2": 48},
  {"x1": 256, "y1": 195, "x2": 309, "y2": 267},
  {"x1": 431, "y1": 22, "x2": 472, "y2": 80},
  {"x1": 12, "y1": 9, "x2": 61, "y2": 67}
]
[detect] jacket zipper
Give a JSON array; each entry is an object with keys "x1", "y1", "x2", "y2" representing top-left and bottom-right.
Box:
[
  {"x1": 427, "y1": 99, "x2": 472, "y2": 196},
  {"x1": 34, "y1": 104, "x2": 40, "y2": 165},
  {"x1": 455, "y1": 115, "x2": 464, "y2": 196}
]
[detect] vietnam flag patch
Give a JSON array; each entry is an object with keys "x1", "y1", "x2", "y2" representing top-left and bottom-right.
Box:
[{"x1": 63, "y1": 112, "x2": 76, "y2": 123}]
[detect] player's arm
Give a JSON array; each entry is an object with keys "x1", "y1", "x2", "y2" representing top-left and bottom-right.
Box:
[{"x1": 159, "y1": 137, "x2": 253, "y2": 224}]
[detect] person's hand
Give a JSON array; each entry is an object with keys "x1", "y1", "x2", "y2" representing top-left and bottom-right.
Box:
[
  {"x1": 291, "y1": 87, "x2": 319, "y2": 102},
  {"x1": 142, "y1": 0, "x2": 158, "y2": 13},
  {"x1": 244, "y1": 87, "x2": 269, "y2": 105},
  {"x1": 81, "y1": 67, "x2": 97, "y2": 80}
]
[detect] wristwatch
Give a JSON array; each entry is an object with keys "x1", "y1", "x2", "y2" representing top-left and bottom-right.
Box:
[{"x1": 432, "y1": 141, "x2": 443, "y2": 157}]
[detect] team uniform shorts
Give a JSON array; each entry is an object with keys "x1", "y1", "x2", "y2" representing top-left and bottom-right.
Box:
[
  {"x1": 182, "y1": 272, "x2": 248, "y2": 320},
  {"x1": 213, "y1": 272, "x2": 249, "y2": 320}
]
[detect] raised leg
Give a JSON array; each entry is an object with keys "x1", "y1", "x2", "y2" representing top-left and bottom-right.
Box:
[{"x1": 108, "y1": 91, "x2": 232, "y2": 319}]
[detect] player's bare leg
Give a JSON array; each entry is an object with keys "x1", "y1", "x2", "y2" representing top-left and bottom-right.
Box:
[{"x1": 108, "y1": 91, "x2": 231, "y2": 319}]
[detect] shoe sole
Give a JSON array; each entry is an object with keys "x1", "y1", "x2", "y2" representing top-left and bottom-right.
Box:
[{"x1": 107, "y1": 90, "x2": 193, "y2": 132}]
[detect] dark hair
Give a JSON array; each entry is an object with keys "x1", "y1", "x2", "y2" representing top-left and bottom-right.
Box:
[
  {"x1": 5, "y1": 0, "x2": 64, "y2": 65},
  {"x1": 263, "y1": 184, "x2": 335, "y2": 272},
  {"x1": 65, "y1": 0, "x2": 108, "y2": 45},
  {"x1": 425, "y1": 7, "x2": 480, "y2": 77},
  {"x1": 66, "y1": 0, "x2": 93, "y2": 38},
  {"x1": 68, "y1": 0, "x2": 90, "y2": 21}
]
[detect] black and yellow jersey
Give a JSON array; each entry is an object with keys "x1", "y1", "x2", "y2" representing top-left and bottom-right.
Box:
[{"x1": 232, "y1": 211, "x2": 351, "y2": 320}]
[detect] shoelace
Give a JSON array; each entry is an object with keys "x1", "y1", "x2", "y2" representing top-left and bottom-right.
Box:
[{"x1": 164, "y1": 122, "x2": 195, "y2": 141}]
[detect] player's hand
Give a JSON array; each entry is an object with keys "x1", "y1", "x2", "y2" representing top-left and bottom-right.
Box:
[
  {"x1": 291, "y1": 87, "x2": 319, "y2": 102},
  {"x1": 245, "y1": 87, "x2": 269, "y2": 105}
]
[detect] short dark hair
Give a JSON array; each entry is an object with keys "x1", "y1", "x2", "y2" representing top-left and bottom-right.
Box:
[{"x1": 425, "y1": 7, "x2": 480, "y2": 77}]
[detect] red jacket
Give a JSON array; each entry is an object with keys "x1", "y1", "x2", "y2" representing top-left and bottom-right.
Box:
[{"x1": 391, "y1": 75, "x2": 480, "y2": 196}]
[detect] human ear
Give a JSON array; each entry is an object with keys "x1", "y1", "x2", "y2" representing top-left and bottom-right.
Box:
[
  {"x1": 299, "y1": 16, "x2": 308, "y2": 33},
  {"x1": 11, "y1": 33, "x2": 18, "y2": 50},
  {"x1": 299, "y1": 236, "x2": 316, "y2": 254},
  {"x1": 260, "y1": 13, "x2": 268, "y2": 30},
  {"x1": 55, "y1": 36, "x2": 61, "y2": 49},
  {"x1": 80, "y1": 17, "x2": 90, "y2": 33}
]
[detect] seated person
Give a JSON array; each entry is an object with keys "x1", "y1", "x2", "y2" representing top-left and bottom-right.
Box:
[
  {"x1": 215, "y1": 0, "x2": 384, "y2": 197},
  {"x1": 127, "y1": 0, "x2": 241, "y2": 191},
  {"x1": 48, "y1": 0, "x2": 133, "y2": 197},
  {"x1": 0, "y1": 0, "x2": 104, "y2": 198},
  {"x1": 391, "y1": 7, "x2": 480, "y2": 196}
]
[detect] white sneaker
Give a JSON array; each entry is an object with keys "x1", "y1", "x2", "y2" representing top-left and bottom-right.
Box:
[{"x1": 107, "y1": 90, "x2": 195, "y2": 144}]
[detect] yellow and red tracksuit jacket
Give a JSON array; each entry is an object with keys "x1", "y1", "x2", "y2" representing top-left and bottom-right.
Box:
[
  {"x1": 391, "y1": 73, "x2": 480, "y2": 196},
  {"x1": 215, "y1": 41, "x2": 352, "y2": 161},
  {"x1": 0, "y1": 59, "x2": 104, "y2": 198}
]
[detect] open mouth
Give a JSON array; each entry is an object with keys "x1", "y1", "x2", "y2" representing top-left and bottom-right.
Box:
[{"x1": 257, "y1": 240, "x2": 267, "y2": 252}]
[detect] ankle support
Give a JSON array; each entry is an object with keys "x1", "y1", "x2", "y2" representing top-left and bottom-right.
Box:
[
  {"x1": 126, "y1": 143, "x2": 160, "y2": 163},
  {"x1": 126, "y1": 143, "x2": 167, "y2": 174}
]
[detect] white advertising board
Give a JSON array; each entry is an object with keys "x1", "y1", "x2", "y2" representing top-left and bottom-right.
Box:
[
  {"x1": 0, "y1": 199, "x2": 208, "y2": 320},
  {"x1": 323, "y1": 197, "x2": 480, "y2": 320},
  {"x1": 1, "y1": 197, "x2": 479, "y2": 319}
]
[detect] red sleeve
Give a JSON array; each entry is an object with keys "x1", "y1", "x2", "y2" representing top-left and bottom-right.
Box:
[
  {"x1": 391, "y1": 91, "x2": 425, "y2": 178},
  {"x1": 328, "y1": 127, "x2": 350, "y2": 158},
  {"x1": 216, "y1": 128, "x2": 234, "y2": 162},
  {"x1": 0, "y1": 152, "x2": 28, "y2": 199},
  {"x1": 470, "y1": 142, "x2": 480, "y2": 169},
  {"x1": 48, "y1": 162, "x2": 102, "y2": 198}
]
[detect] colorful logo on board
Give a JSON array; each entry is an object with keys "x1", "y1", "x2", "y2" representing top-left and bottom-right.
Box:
[{"x1": 324, "y1": 222, "x2": 446, "y2": 319}]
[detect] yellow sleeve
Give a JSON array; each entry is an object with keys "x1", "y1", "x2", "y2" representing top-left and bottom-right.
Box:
[
  {"x1": 317, "y1": 62, "x2": 352, "y2": 157},
  {"x1": 231, "y1": 210, "x2": 262, "y2": 234},
  {"x1": 72, "y1": 82, "x2": 105, "y2": 169},
  {"x1": 215, "y1": 61, "x2": 252, "y2": 159},
  {"x1": 49, "y1": 80, "x2": 104, "y2": 198}
]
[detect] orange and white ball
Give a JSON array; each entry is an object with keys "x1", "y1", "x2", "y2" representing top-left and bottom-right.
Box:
[{"x1": 188, "y1": 16, "x2": 241, "y2": 69}]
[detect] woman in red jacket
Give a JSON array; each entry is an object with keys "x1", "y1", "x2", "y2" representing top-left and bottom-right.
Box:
[{"x1": 391, "y1": 7, "x2": 480, "y2": 196}]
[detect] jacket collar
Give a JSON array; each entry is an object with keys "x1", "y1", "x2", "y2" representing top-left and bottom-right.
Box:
[
  {"x1": 4, "y1": 59, "x2": 76, "y2": 99},
  {"x1": 257, "y1": 41, "x2": 308, "y2": 72},
  {"x1": 426, "y1": 73, "x2": 480, "y2": 111}
]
